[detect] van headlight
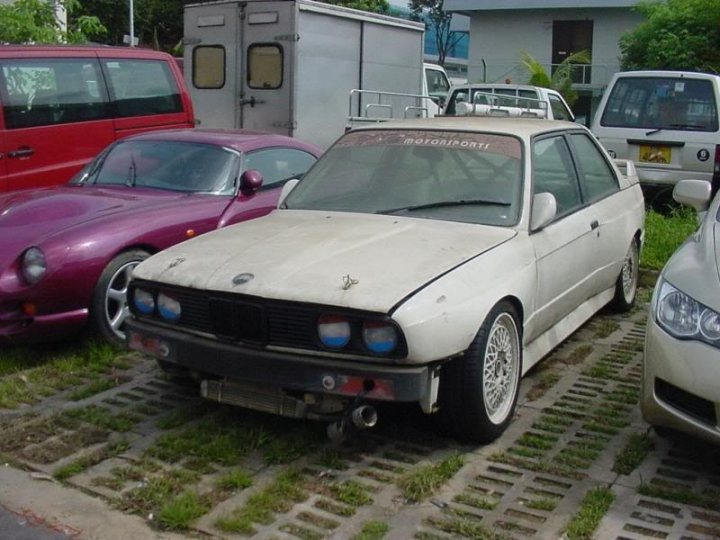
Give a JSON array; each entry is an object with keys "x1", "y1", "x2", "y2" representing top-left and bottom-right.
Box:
[
  {"x1": 21, "y1": 247, "x2": 47, "y2": 285},
  {"x1": 655, "y1": 280, "x2": 720, "y2": 345}
]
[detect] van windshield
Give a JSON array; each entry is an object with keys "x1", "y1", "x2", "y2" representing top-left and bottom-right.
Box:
[{"x1": 601, "y1": 76, "x2": 718, "y2": 132}]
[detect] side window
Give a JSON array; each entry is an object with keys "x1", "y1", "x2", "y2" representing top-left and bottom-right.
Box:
[
  {"x1": 548, "y1": 94, "x2": 573, "y2": 121},
  {"x1": 247, "y1": 44, "x2": 282, "y2": 89},
  {"x1": 532, "y1": 135, "x2": 582, "y2": 216},
  {"x1": 569, "y1": 133, "x2": 619, "y2": 201},
  {"x1": 0, "y1": 58, "x2": 109, "y2": 129},
  {"x1": 193, "y1": 45, "x2": 225, "y2": 89},
  {"x1": 244, "y1": 148, "x2": 316, "y2": 187},
  {"x1": 425, "y1": 68, "x2": 449, "y2": 98},
  {"x1": 101, "y1": 59, "x2": 182, "y2": 118}
]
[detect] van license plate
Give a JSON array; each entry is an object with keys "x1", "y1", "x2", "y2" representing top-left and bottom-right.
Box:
[{"x1": 639, "y1": 145, "x2": 671, "y2": 164}]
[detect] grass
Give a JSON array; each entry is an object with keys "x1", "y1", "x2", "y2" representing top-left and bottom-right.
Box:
[
  {"x1": 0, "y1": 340, "x2": 132, "y2": 409},
  {"x1": 63, "y1": 405, "x2": 140, "y2": 432},
  {"x1": 397, "y1": 453, "x2": 465, "y2": 502},
  {"x1": 426, "y1": 516, "x2": 506, "y2": 539},
  {"x1": 353, "y1": 520, "x2": 390, "y2": 540},
  {"x1": 215, "y1": 468, "x2": 307, "y2": 534},
  {"x1": 68, "y1": 377, "x2": 127, "y2": 401},
  {"x1": 638, "y1": 483, "x2": 720, "y2": 511},
  {"x1": 215, "y1": 469, "x2": 253, "y2": 491},
  {"x1": 613, "y1": 432, "x2": 654, "y2": 475},
  {"x1": 330, "y1": 480, "x2": 374, "y2": 507},
  {"x1": 641, "y1": 207, "x2": 698, "y2": 270},
  {"x1": 54, "y1": 439, "x2": 130, "y2": 480},
  {"x1": 563, "y1": 486, "x2": 614, "y2": 540},
  {"x1": 157, "y1": 490, "x2": 210, "y2": 530}
]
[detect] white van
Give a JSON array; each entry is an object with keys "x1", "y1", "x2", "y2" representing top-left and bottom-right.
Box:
[{"x1": 592, "y1": 70, "x2": 720, "y2": 186}]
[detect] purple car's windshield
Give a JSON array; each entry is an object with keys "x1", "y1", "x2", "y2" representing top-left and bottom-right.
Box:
[{"x1": 72, "y1": 140, "x2": 239, "y2": 194}]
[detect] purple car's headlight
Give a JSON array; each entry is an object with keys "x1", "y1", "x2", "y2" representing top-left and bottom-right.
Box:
[
  {"x1": 157, "y1": 291, "x2": 181, "y2": 322},
  {"x1": 20, "y1": 247, "x2": 47, "y2": 285},
  {"x1": 133, "y1": 288, "x2": 155, "y2": 315}
]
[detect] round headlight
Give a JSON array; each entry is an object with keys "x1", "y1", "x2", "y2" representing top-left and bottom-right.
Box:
[
  {"x1": 658, "y1": 288, "x2": 700, "y2": 336},
  {"x1": 700, "y1": 309, "x2": 720, "y2": 341},
  {"x1": 362, "y1": 320, "x2": 397, "y2": 354},
  {"x1": 158, "y1": 292, "x2": 181, "y2": 322},
  {"x1": 318, "y1": 314, "x2": 351, "y2": 348},
  {"x1": 133, "y1": 288, "x2": 155, "y2": 315},
  {"x1": 21, "y1": 247, "x2": 47, "y2": 285}
]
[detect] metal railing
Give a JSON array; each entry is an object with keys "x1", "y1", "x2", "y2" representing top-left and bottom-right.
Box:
[{"x1": 348, "y1": 89, "x2": 437, "y2": 125}]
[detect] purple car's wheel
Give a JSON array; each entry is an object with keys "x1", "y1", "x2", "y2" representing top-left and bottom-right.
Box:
[{"x1": 92, "y1": 249, "x2": 150, "y2": 343}]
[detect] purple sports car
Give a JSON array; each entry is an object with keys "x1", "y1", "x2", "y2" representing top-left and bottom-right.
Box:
[{"x1": 0, "y1": 129, "x2": 321, "y2": 344}]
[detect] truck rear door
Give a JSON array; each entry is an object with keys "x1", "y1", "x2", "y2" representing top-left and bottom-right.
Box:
[
  {"x1": 239, "y1": 1, "x2": 295, "y2": 136},
  {"x1": 184, "y1": 2, "x2": 241, "y2": 129}
]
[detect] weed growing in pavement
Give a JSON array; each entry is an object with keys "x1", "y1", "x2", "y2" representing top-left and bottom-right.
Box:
[
  {"x1": 489, "y1": 452, "x2": 586, "y2": 481},
  {"x1": 454, "y1": 492, "x2": 498, "y2": 510},
  {"x1": 68, "y1": 376, "x2": 129, "y2": 401},
  {"x1": 297, "y1": 510, "x2": 340, "y2": 531},
  {"x1": 329, "y1": 479, "x2": 375, "y2": 507},
  {"x1": 157, "y1": 490, "x2": 211, "y2": 530},
  {"x1": 63, "y1": 405, "x2": 140, "y2": 432},
  {"x1": 353, "y1": 520, "x2": 389, "y2": 540},
  {"x1": 280, "y1": 522, "x2": 323, "y2": 539},
  {"x1": 315, "y1": 447, "x2": 350, "y2": 470},
  {"x1": 53, "y1": 438, "x2": 130, "y2": 480},
  {"x1": 314, "y1": 497, "x2": 355, "y2": 517},
  {"x1": 215, "y1": 468, "x2": 307, "y2": 534},
  {"x1": 425, "y1": 516, "x2": 508, "y2": 539},
  {"x1": 215, "y1": 469, "x2": 253, "y2": 491},
  {"x1": 397, "y1": 453, "x2": 465, "y2": 503},
  {"x1": 563, "y1": 486, "x2": 614, "y2": 540},
  {"x1": 566, "y1": 344, "x2": 594, "y2": 364},
  {"x1": 638, "y1": 483, "x2": 720, "y2": 511},
  {"x1": 516, "y1": 432, "x2": 558, "y2": 450},
  {"x1": 613, "y1": 432, "x2": 654, "y2": 475},
  {"x1": 526, "y1": 370, "x2": 562, "y2": 401},
  {"x1": 592, "y1": 320, "x2": 620, "y2": 339},
  {"x1": 641, "y1": 208, "x2": 697, "y2": 270},
  {"x1": 524, "y1": 497, "x2": 558, "y2": 511}
]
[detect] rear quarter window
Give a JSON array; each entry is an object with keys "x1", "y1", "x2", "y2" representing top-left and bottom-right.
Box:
[{"x1": 102, "y1": 59, "x2": 182, "y2": 118}]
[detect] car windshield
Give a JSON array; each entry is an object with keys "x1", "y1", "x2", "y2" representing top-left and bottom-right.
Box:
[
  {"x1": 72, "y1": 140, "x2": 239, "y2": 194},
  {"x1": 601, "y1": 76, "x2": 719, "y2": 132},
  {"x1": 284, "y1": 129, "x2": 523, "y2": 226}
]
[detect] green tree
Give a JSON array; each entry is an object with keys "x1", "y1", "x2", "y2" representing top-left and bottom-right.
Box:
[
  {"x1": 409, "y1": 0, "x2": 463, "y2": 66},
  {"x1": 620, "y1": 0, "x2": 720, "y2": 73},
  {"x1": 0, "y1": 0, "x2": 105, "y2": 44},
  {"x1": 520, "y1": 50, "x2": 590, "y2": 107},
  {"x1": 322, "y1": 0, "x2": 390, "y2": 13}
]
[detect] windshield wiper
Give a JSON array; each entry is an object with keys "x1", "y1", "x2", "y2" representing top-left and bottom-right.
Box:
[{"x1": 377, "y1": 198, "x2": 511, "y2": 215}]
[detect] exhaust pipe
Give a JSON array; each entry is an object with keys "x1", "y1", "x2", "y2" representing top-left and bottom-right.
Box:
[
  {"x1": 326, "y1": 405, "x2": 378, "y2": 442},
  {"x1": 351, "y1": 405, "x2": 378, "y2": 429}
]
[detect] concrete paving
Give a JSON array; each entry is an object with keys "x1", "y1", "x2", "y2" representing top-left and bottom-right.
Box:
[{"x1": 0, "y1": 294, "x2": 718, "y2": 540}]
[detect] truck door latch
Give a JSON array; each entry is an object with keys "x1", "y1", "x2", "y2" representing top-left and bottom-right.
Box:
[{"x1": 239, "y1": 96, "x2": 265, "y2": 108}]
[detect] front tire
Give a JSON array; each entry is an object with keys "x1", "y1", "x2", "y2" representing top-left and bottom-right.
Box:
[
  {"x1": 612, "y1": 238, "x2": 639, "y2": 312},
  {"x1": 435, "y1": 301, "x2": 522, "y2": 443},
  {"x1": 92, "y1": 249, "x2": 150, "y2": 344}
]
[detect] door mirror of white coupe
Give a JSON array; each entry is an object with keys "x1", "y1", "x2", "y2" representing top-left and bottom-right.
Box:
[
  {"x1": 277, "y1": 178, "x2": 300, "y2": 208},
  {"x1": 530, "y1": 192, "x2": 558, "y2": 231},
  {"x1": 673, "y1": 179, "x2": 712, "y2": 212}
]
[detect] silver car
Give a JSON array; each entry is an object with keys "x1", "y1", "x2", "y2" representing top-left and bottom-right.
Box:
[{"x1": 642, "y1": 179, "x2": 720, "y2": 445}]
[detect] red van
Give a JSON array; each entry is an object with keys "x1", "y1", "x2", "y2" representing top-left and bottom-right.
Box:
[{"x1": 0, "y1": 46, "x2": 195, "y2": 192}]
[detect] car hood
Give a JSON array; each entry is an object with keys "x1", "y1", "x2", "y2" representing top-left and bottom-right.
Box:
[
  {"x1": 0, "y1": 186, "x2": 202, "y2": 248},
  {"x1": 134, "y1": 210, "x2": 517, "y2": 313}
]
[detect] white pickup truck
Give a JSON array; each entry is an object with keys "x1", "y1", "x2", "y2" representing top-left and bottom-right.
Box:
[{"x1": 444, "y1": 83, "x2": 575, "y2": 121}]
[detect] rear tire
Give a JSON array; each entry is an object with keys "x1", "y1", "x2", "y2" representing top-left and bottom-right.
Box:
[
  {"x1": 92, "y1": 249, "x2": 150, "y2": 344},
  {"x1": 435, "y1": 301, "x2": 522, "y2": 443},
  {"x1": 612, "y1": 238, "x2": 639, "y2": 312}
]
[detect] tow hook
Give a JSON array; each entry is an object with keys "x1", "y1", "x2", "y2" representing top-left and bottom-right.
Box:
[{"x1": 326, "y1": 405, "x2": 378, "y2": 443}]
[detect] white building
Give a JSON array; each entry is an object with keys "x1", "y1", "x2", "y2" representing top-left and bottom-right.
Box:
[{"x1": 443, "y1": 0, "x2": 645, "y2": 121}]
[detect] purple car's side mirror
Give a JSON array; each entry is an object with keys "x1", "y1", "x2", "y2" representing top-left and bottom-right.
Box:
[{"x1": 240, "y1": 169, "x2": 264, "y2": 195}]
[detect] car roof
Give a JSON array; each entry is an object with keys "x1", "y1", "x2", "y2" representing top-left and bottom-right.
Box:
[
  {"x1": 613, "y1": 70, "x2": 720, "y2": 80},
  {"x1": 0, "y1": 44, "x2": 173, "y2": 59},
  {"x1": 349, "y1": 116, "x2": 580, "y2": 139},
  {"x1": 124, "y1": 129, "x2": 321, "y2": 154}
]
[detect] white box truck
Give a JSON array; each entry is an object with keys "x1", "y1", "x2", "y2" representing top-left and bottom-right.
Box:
[{"x1": 183, "y1": 0, "x2": 449, "y2": 148}]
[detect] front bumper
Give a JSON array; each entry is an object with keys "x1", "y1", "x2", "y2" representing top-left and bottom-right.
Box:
[
  {"x1": 642, "y1": 316, "x2": 720, "y2": 445},
  {"x1": 126, "y1": 318, "x2": 438, "y2": 406},
  {"x1": 0, "y1": 307, "x2": 88, "y2": 344}
]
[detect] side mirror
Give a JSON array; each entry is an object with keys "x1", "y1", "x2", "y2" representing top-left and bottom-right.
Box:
[
  {"x1": 277, "y1": 178, "x2": 299, "y2": 208},
  {"x1": 673, "y1": 179, "x2": 712, "y2": 212},
  {"x1": 531, "y1": 192, "x2": 557, "y2": 231},
  {"x1": 240, "y1": 169, "x2": 263, "y2": 194}
]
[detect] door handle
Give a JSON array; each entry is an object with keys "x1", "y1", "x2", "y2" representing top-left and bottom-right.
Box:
[
  {"x1": 590, "y1": 219, "x2": 599, "y2": 230},
  {"x1": 8, "y1": 146, "x2": 34, "y2": 158},
  {"x1": 239, "y1": 96, "x2": 265, "y2": 108}
]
